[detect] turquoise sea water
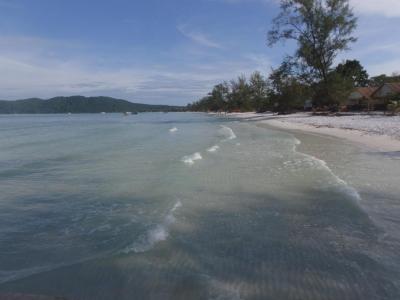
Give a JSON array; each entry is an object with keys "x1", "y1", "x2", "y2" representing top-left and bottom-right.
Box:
[{"x1": 0, "y1": 113, "x2": 399, "y2": 299}]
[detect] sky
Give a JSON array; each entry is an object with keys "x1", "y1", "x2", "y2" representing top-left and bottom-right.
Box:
[{"x1": 0, "y1": 0, "x2": 399, "y2": 105}]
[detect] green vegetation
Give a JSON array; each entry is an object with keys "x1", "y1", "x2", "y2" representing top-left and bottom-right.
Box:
[
  {"x1": 369, "y1": 73, "x2": 400, "y2": 87},
  {"x1": 187, "y1": 72, "x2": 272, "y2": 113},
  {"x1": 387, "y1": 100, "x2": 400, "y2": 115},
  {"x1": 187, "y1": 59, "x2": 371, "y2": 113},
  {"x1": 335, "y1": 60, "x2": 369, "y2": 88},
  {"x1": 0, "y1": 96, "x2": 184, "y2": 114},
  {"x1": 268, "y1": 0, "x2": 357, "y2": 108},
  {"x1": 188, "y1": 0, "x2": 399, "y2": 114},
  {"x1": 387, "y1": 91, "x2": 400, "y2": 115}
]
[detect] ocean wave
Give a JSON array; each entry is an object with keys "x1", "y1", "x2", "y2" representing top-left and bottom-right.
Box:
[
  {"x1": 181, "y1": 152, "x2": 203, "y2": 165},
  {"x1": 171, "y1": 200, "x2": 182, "y2": 212},
  {"x1": 207, "y1": 145, "x2": 220, "y2": 153},
  {"x1": 87, "y1": 223, "x2": 112, "y2": 235},
  {"x1": 169, "y1": 127, "x2": 178, "y2": 133},
  {"x1": 122, "y1": 201, "x2": 182, "y2": 254},
  {"x1": 208, "y1": 278, "x2": 242, "y2": 300},
  {"x1": 0, "y1": 254, "x2": 101, "y2": 285},
  {"x1": 220, "y1": 126, "x2": 237, "y2": 141},
  {"x1": 292, "y1": 137, "x2": 362, "y2": 202},
  {"x1": 0, "y1": 265, "x2": 57, "y2": 285},
  {"x1": 309, "y1": 155, "x2": 362, "y2": 202},
  {"x1": 0, "y1": 201, "x2": 183, "y2": 283}
]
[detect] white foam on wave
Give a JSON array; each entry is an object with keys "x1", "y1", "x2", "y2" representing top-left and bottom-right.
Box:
[
  {"x1": 220, "y1": 125, "x2": 237, "y2": 141},
  {"x1": 309, "y1": 155, "x2": 362, "y2": 202},
  {"x1": 171, "y1": 200, "x2": 182, "y2": 212},
  {"x1": 292, "y1": 137, "x2": 362, "y2": 202},
  {"x1": 207, "y1": 145, "x2": 220, "y2": 153},
  {"x1": 169, "y1": 127, "x2": 178, "y2": 133},
  {"x1": 122, "y1": 201, "x2": 182, "y2": 254},
  {"x1": 88, "y1": 223, "x2": 112, "y2": 235},
  {"x1": 181, "y1": 152, "x2": 203, "y2": 165}
]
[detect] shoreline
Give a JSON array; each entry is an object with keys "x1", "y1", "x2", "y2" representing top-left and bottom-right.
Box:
[
  {"x1": 223, "y1": 112, "x2": 400, "y2": 152},
  {"x1": 223, "y1": 112, "x2": 400, "y2": 243}
]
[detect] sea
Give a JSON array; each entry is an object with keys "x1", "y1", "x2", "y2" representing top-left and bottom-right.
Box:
[{"x1": 0, "y1": 112, "x2": 399, "y2": 300}]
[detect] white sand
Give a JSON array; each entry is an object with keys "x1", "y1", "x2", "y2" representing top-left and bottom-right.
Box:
[{"x1": 224, "y1": 112, "x2": 400, "y2": 152}]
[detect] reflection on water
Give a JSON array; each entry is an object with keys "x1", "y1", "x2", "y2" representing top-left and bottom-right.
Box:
[{"x1": 0, "y1": 113, "x2": 399, "y2": 299}]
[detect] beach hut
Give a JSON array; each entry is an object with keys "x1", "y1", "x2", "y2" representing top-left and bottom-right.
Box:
[
  {"x1": 347, "y1": 87, "x2": 377, "y2": 111},
  {"x1": 371, "y1": 82, "x2": 400, "y2": 110},
  {"x1": 372, "y1": 82, "x2": 400, "y2": 99}
]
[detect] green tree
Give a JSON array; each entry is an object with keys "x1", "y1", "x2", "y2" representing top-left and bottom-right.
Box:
[
  {"x1": 227, "y1": 76, "x2": 252, "y2": 112},
  {"x1": 325, "y1": 71, "x2": 354, "y2": 106},
  {"x1": 268, "y1": 0, "x2": 357, "y2": 107},
  {"x1": 209, "y1": 83, "x2": 230, "y2": 111},
  {"x1": 249, "y1": 71, "x2": 270, "y2": 112},
  {"x1": 335, "y1": 60, "x2": 369, "y2": 87},
  {"x1": 268, "y1": 62, "x2": 311, "y2": 113},
  {"x1": 317, "y1": 60, "x2": 368, "y2": 109},
  {"x1": 369, "y1": 73, "x2": 400, "y2": 86}
]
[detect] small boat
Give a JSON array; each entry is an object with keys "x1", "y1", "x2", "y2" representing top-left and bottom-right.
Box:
[{"x1": 123, "y1": 112, "x2": 132, "y2": 116}]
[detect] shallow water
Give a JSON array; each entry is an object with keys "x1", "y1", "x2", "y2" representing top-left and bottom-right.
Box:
[{"x1": 0, "y1": 113, "x2": 399, "y2": 299}]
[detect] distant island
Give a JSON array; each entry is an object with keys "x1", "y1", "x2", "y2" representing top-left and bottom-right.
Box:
[{"x1": 0, "y1": 96, "x2": 184, "y2": 114}]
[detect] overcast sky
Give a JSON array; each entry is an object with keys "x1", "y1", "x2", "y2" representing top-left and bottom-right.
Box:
[{"x1": 0, "y1": 0, "x2": 399, "y2": 105}]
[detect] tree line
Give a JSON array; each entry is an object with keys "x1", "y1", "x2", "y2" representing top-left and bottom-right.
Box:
[
  {"x1": 187, "y1": 62, "x2": 400, "y2": 113},
  {"x1": 187, "y1": 0, "x2": 400, "y2": 113}
]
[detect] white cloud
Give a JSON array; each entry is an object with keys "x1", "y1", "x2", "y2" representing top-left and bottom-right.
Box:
[
  {"x1": 244, "y1": 53, "x2": 272, "y2": 71},
  {"x1": 367, "y1": 59, "x2": 400, "y2": 76},
  {"x1": 356, "y1": 42, "x2": 400, "y2": 57},
  {"x1": 218, "y1": 0, "x2": 400, "y2": 17},
  {"x1": 351, "y1": 0, "x2": 400, "y2": 18},
  {"x1": 177, "y1": 25, "x2": 223, "y2": 49},
  {"x1": 0, "y1": 35, "x2": 271, "y2": 104}
]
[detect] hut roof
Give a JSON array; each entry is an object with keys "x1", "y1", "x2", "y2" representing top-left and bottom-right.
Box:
[
  {"x1": 354, "y1": 87, "x2": 378, "y2": 99},
  {"x1": 386, "y1": 82, "x2": 400, "y2": 93},
  {"x1": 371, "y1": 82, "x2": 400, "y2": 98}
]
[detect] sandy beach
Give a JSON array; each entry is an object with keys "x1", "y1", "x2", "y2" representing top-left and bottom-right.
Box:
[{"x1": 224, "y1": 112, "x2": 400, "y2": 152}]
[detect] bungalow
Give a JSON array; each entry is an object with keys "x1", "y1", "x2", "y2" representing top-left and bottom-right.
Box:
[
  {"x1": 347, "y1": 83, "x2": 400, "y2": 111},
  {"x1": 347, "y1": 86, "x2": 377, "y2": 111},
  {"x1": 372, "y1": 82, "x2": 400, "y2": 99},
  {"x1": 371, "y1": 82, "x2": 400, "y2": 110}
]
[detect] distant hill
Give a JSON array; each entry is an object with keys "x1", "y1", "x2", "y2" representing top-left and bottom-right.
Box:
[{"x1": 0, "y1": 96, "x2": 184, "y2": 114}]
